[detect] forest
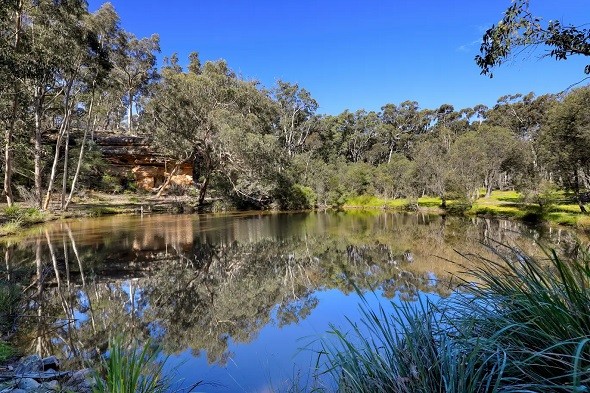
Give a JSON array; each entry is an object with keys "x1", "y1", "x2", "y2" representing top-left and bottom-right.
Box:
[{"x1": 1, "y1": 1, "x2": 590, "y2": 215}]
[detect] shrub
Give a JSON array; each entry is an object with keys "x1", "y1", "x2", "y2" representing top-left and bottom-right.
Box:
[{"x1": 280, "y1": 184, "x2": 317, "y2": 210}]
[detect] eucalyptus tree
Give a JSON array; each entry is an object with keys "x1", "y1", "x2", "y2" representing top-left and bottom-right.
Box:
[
  {"x1": 144, "y1": 56, "x2": 280, "y2": 206},
  {"x1": 272, "y1": 80, "x2": 318, "y2": 157},
  {"x1": 334, "y1": 110, "x2": 380, "y2": 163},
  {"x1": 64, "y1": 3, "x2": 119, "y2": 211},
  {"x1": 0, "y1": 0, "x2": 25, "y2": 206},
  {"x1": 380, "y1": 101, "x2": 432, "y2": 161},
  {"x1": 413, "y1": 137, "x2": 452, "y2": 207},
  {"x1": 2, "y1": 0, "x2": 96, "y2": 208},
  {"x1": 477, "y1": 0, "x2": 590, "y2": 77},
  {"x1": 39, "y1": 0, "x2": 111, "y2": 210},
  {"x1": 111, "y1": 31, "x2": 160, "y2": 133},
  {"x1": 539, "y1": 87, "x2": 590, "y2": 212}
]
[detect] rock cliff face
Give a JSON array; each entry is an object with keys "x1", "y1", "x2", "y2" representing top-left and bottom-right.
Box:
[{"x1": 94, "y1": 132, "x2": 193, "y2": 191}]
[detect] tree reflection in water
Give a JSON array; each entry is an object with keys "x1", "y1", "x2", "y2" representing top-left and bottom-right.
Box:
[{"x1": 0, "y1": 212, "x2": 585, "y2": 369}]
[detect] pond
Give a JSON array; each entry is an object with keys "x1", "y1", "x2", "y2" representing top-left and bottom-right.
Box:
[{"x1": 1, "y1": 211, "x2": 584, "y2": 392}]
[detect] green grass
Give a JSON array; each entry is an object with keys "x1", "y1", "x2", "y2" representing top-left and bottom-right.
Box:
[
  {"x1": 344, "y1": 195, "x2": 407, "y2": 209},
  {"x1": 0, "y1": 220, "x2": 24, "y2": 237},
  {"x1": 0, "y1": 341, "x2": 15, "y2": 362},
  {"x1": 1, "y1": 206, "x2": 45, "y2": 223},
  {"x1": 0, "y1": 206, "x2": 48, "y2": 237},
  {"x1": 343, "y1": 195, "x2": 446, "y2": 210},
  {"x1": 318, "y1": 297, "x2": 504, "y2": 393},
  {"x1": 93, "y1": 338, "x2": 171, "y2": 393},
  {"x1": 313, "y1": 245, "x2": 590, "y2": 392}
]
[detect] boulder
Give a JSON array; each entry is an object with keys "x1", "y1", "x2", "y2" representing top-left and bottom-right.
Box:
[
  {"x1": 40, "y1": 379, "x2": 59, "y2": 391},
  {"x1": 14, "y1": 356, "x2": 41, "y2": 374},
  {"x1": 64, "y1": 368, "x2": 96, "y2": 393},
  {"x1": 17, "y1": 377, "x2": 40, "y2": 390}
]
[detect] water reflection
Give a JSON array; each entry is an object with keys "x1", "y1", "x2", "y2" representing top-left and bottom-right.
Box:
[{"x1": 1, "y1": 212, "x2": 585, "y2": 389}]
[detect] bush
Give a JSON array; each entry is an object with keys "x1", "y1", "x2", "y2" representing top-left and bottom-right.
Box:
[{"x1": 280, "y1": 184, "x2": 317, "y2": 210}]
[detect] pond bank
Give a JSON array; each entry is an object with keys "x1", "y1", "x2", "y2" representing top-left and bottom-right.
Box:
[
  {"x1": 0, "y1": 192, "x2": 196, "y2": 238},
  {"x1": 342, "y1": 191, "x2": 590, "y2": 229},
  {"x1": 0, "y1": 355, "x2": 97, "y2": 393},
  {"x1": 1, "y1": 190, "x2": 589, "y2": 241}
]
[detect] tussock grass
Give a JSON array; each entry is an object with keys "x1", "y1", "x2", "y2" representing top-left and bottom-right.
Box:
[
  {"x1": 93, "y1": 338, "x2": 171, "y2": 393},
  {"x1": 0, "y1": 341, "x2": 15, "y2": 362},
  {"x1": 314, "y1": 245, "x2": 590, "y2": 392},
  {"x1": 318, "y1": 298, "x2": 505, "y2": 393}
]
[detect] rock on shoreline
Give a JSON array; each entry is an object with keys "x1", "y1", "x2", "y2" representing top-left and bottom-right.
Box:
[{"x1": 0, "y1": 355, "x2": 99, "y2": 393}]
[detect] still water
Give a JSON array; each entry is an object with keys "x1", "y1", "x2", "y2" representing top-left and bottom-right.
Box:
[{"x1": 1, "y1": 211, "x2": 583, "y2": 392}]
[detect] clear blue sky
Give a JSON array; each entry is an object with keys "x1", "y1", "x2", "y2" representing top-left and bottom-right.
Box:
[{"x1": 88, "y1": 1, "x2": 590, "y2": 115}]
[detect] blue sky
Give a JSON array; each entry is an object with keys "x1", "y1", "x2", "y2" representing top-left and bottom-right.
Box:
[{"x1": 88, "y1": 1, "x2": 590, "y2": 115}]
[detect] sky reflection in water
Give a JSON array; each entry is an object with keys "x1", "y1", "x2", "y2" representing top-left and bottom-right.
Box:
[{"x1": 2, "y1": 211, "x2": 583, "y2": 392}]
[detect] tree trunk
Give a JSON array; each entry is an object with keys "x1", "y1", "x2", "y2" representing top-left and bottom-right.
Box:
[
  {"x1": 155, "y1": 163, "x2": 180, "y2": 197},
  {"x1": 43, "y1": 79, "x2": 76, "y2": 211},
  {"x1": 64, "y1": 87, "x2": 96, "y2": 211},
  {"x1": 485, "y1": 178, "x2": 493, "y2": 197},
  {"x1": 60, "y1": 127, "x2": 70, "y2": 209},
  {"x1": 127, "y1": 88, "x2": 133, "y2": 133},
  {"x1": 4, "y1": 2, "x2": 23, "y2": 206},
  {"x1": 198, "y1": 175, "x2": 210, "y2": 206},
  {"x1": 34, "y1": 89, "x2": 44, "y2": 208},
  {"x1": 574, "y1": 169, "x2": 587, "y2": 213},
  {"x1": 4, "y1": 114, "x2": 15, "y2": 206}
]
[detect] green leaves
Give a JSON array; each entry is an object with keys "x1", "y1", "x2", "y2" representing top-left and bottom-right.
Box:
[{"x1": 477, "y1": 0, "x2": 590, "y2": 77}]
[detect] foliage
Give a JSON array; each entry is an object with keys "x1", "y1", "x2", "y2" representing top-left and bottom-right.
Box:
[
  {"x1": 476, "y1": 0, "x2": 590, "y2": 77},
  {"x1": 279, "y1": 184, "x2": 317, "y2": 210},
  {"x1": 0, "y1": 0, "x2": 587, "y2": 219},
  {"x1": 539, "y1": 87, "x2": 590, "y2": 212},
  {"x1": 0, "y1": 341, "x2": 15, "y2": 362},
  {"x1": 521, "y1": 179, "x2": 561, "y2": 212},
  {"x1": 92, "y1": 338, "x2": 171, "y2": 393}
]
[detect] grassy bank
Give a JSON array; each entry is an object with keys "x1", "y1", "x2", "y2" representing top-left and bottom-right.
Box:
[
  {"x1": 0, "y1": 191, "x2": 196, "y2": 238},
  {"x1": 343, "y1": 190, "x2": 590, "y2": 228},
  {"x1": 316, "y1": 245, "x2": 590, "y2": 392}
]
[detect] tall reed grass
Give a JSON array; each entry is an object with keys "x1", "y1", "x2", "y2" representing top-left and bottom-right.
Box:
[
  {"x1": 92, "y1": 338, "x2": 170, "y2": 393},
  {"x1": 314, "y1": 244, "x2": 590, "y2": 393}
]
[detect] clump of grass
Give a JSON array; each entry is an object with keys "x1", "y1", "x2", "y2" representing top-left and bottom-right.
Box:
[
  {"x1": 93, "y1": 338, "x2": 170, "y2": 393},
  {"x1": 458, "y1": 244, "x2": 590, "y2": 391},
  {"x1": 0, "y1": 341, "x2": 15, "y2": 361},
  {"x1": 315, "y1": 244, "x2": 590, "y2": 392},
  {"x1": 318, "y1": 297, "x2": 504, "y2": 393},
  {"x1": 2, "y1": 206, "x2": 45, "y2": 223},
  {"x1": 467, "y1": 204, "x2": 523, "y2": 218},
  {"x1": 0, "y1": 220, "x2": 24, "y2": 237}
]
